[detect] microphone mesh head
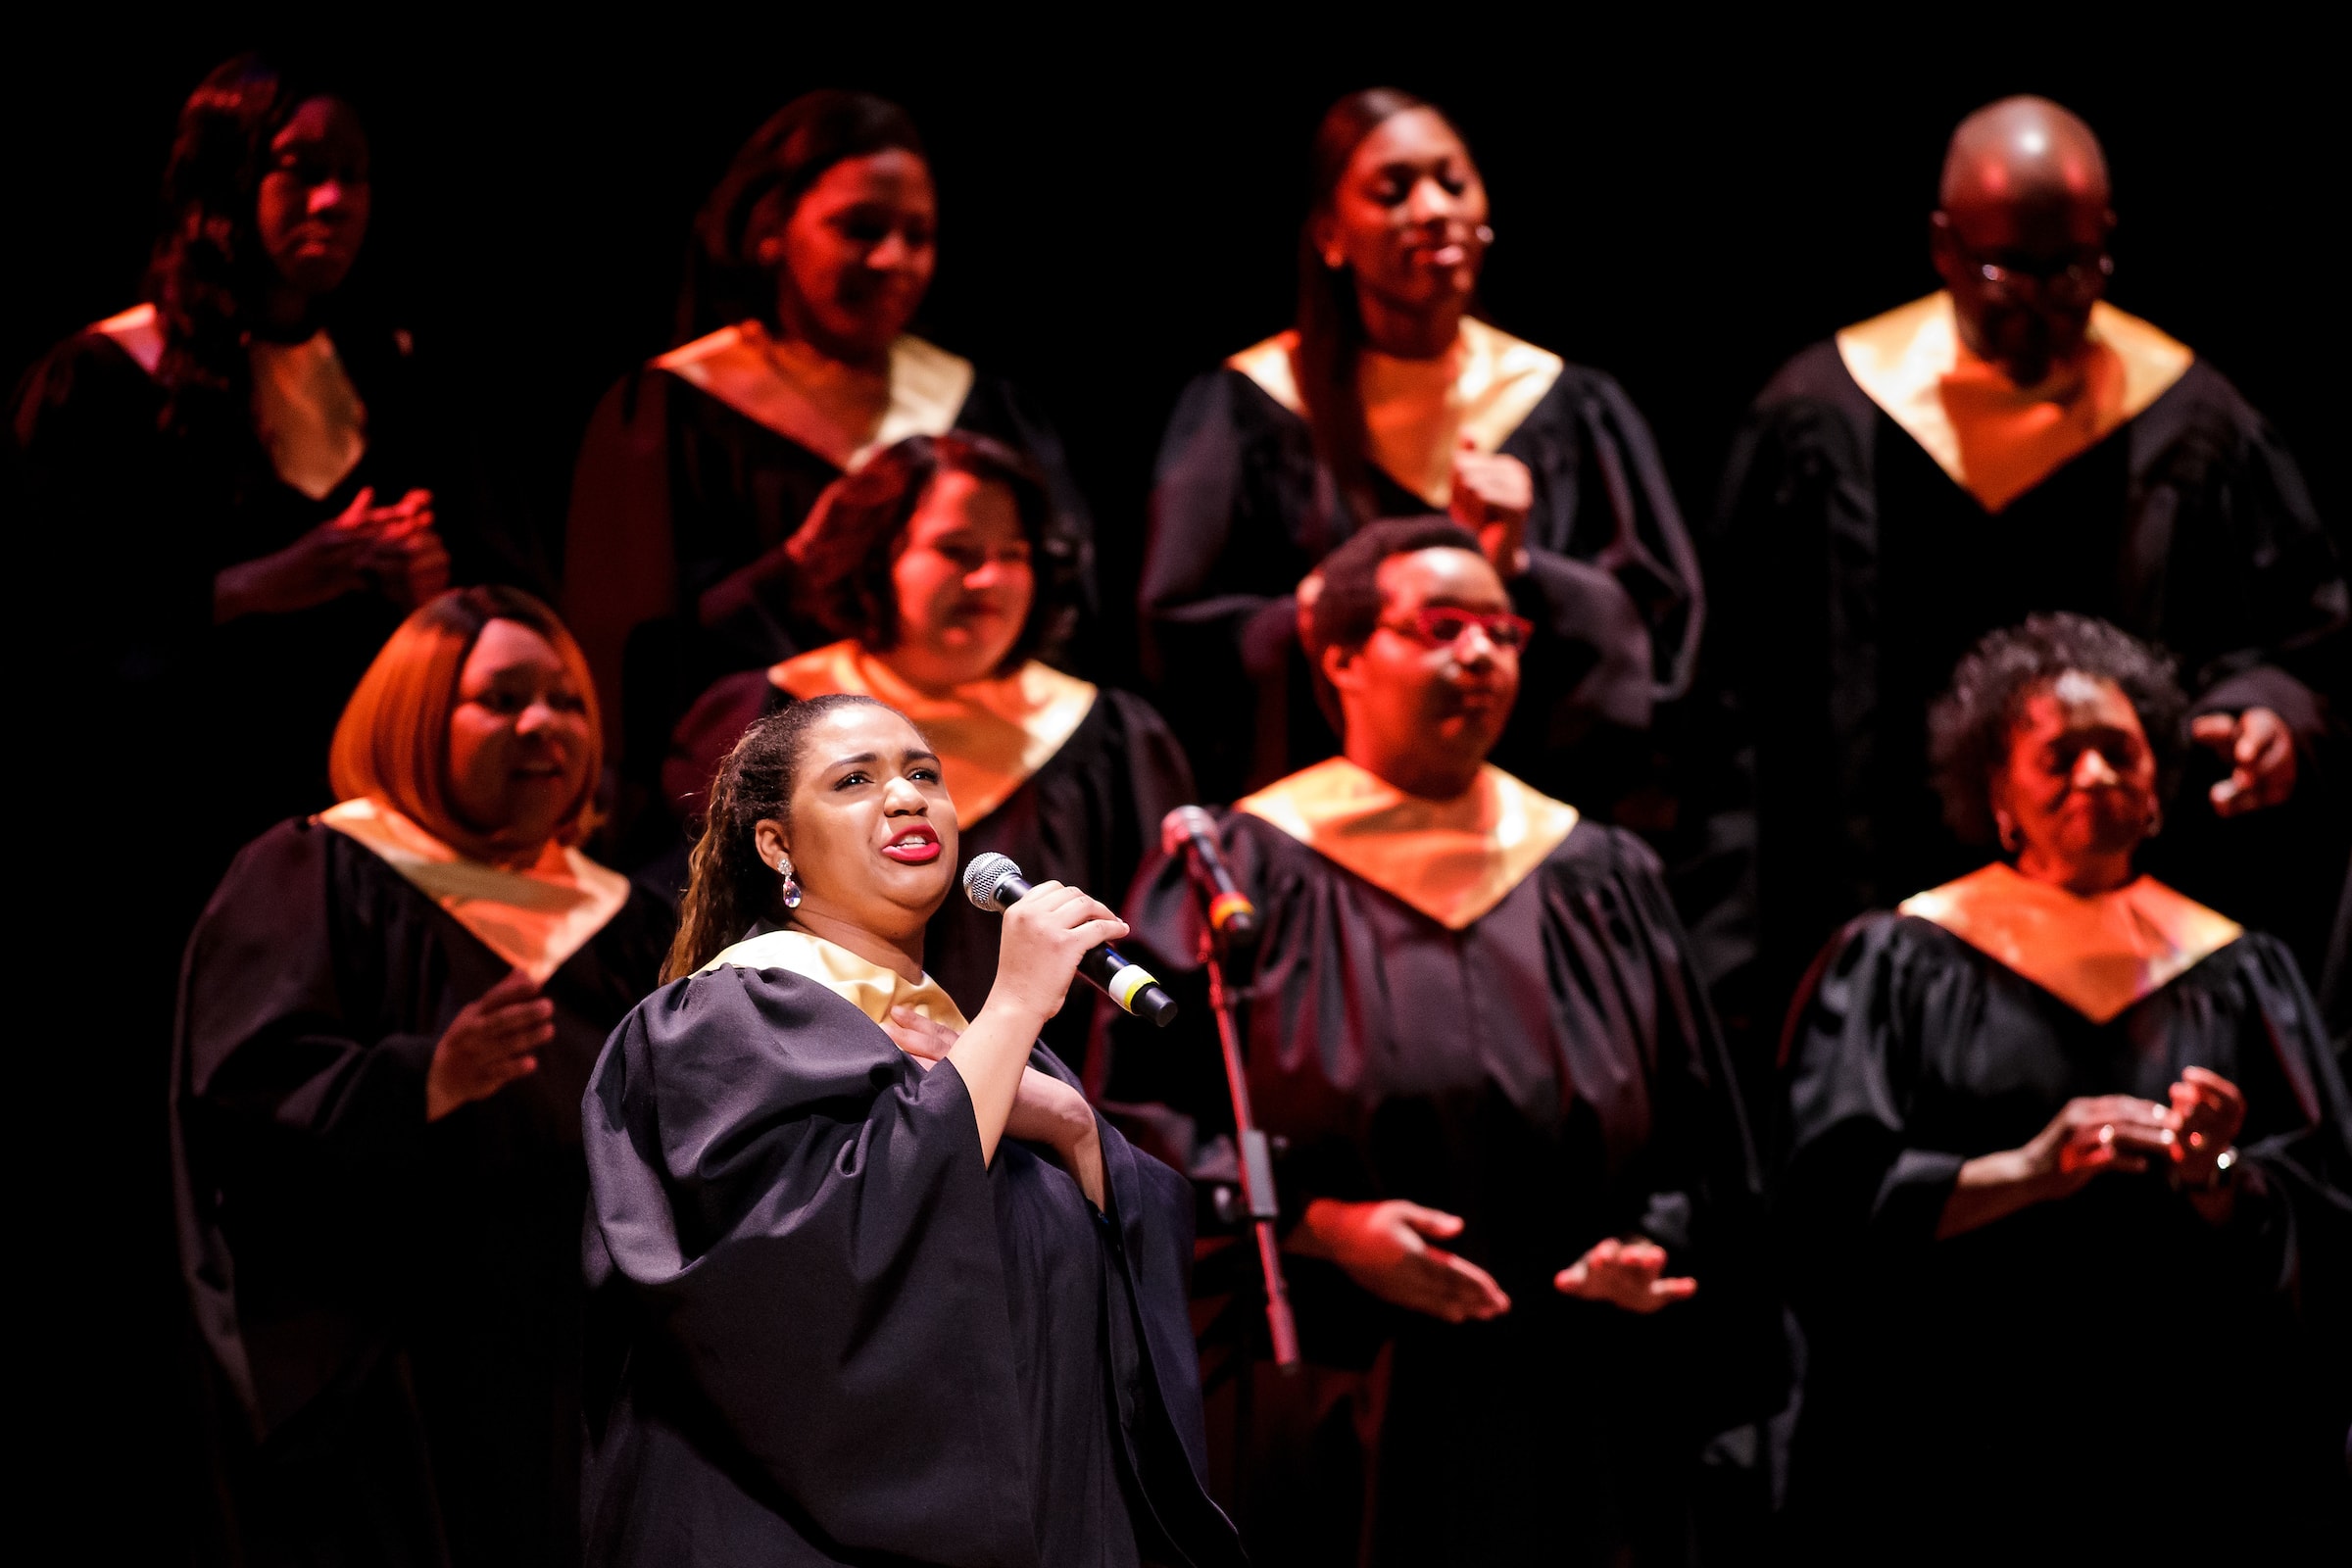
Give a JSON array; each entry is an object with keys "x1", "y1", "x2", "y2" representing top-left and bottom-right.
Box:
[
  {"x1": 1161, "y1": 805, "x2": 1218, "y2": 858},
  {"x1": 963, "y1": 852, "x2": 1022, "y2": 912}
]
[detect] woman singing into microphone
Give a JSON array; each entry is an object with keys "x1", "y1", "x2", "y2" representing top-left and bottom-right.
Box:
[{"x1": 580, "y1": 694, "x2": 1243, "y2": 1567}]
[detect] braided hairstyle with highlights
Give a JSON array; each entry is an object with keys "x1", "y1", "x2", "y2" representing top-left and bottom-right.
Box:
[{"x1": 663, "y1": 693, "x2": 895, "y2": 981}]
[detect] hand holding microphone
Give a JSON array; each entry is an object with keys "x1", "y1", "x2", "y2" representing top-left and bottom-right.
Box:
[{"x1": 966, "y1": 854, "x2": 1179, "y2": 1027}]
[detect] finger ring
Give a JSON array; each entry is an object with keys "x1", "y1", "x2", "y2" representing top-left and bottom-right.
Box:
[{"x1": 2098, "y1": 1124, "x2": 2115, "y2": 1146}]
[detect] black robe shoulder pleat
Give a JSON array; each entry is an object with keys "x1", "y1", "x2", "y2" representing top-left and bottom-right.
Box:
[
  {"x1": 1096, "y1": 813, "x2": 1775, "y2": 1566},
  {"x1": 172, "y1": 815, "x2": 674, "y2": 1566},
  {"x1": 1779, "y1": 911, "x2": 2352, "y2": 1561},
  {"x1": 1140, "y1": 359, "x2": 1691, "y2": 804},
  {"x1": 579, "y1": 957, "x2": 1243, "y2": 1568}
]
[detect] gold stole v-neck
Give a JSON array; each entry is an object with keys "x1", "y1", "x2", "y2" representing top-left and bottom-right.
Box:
[
  {"x1": 1226, "y1": 318, "x2": 1564, "y2": 508},
  {"x1": 655, "y1": 320, "x2": 975, "y2": 471},
  {"x1": 1898, "y1": 861, "x2": 2240, "y2": 1024},
  {"x1": 700, "y1": 927, "x2": 969, "y2": 1032},
  {"x1": 1835, "y1": 291, "x2": 2191, "y2": 514},
  {"x1": 770, "y1": 640, "x2": 1098, "y2": 828},
  {"x1": 318, "y1": 798, "x2": 630, "y2": 984},
  {"x1": 1236, "y1": 757, "x2": 1579, "y2": 930},
  {"x1": 94, "y1": 303, "x2": 368, "y2": 499}
]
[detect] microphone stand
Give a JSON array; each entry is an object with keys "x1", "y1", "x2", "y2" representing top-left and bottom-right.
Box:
[{"x1": 1197, "y1": 923, "x2": 1299, "y2": 1373}]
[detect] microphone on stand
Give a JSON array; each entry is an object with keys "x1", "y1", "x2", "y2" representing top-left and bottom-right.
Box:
[
  {"x1": 1160, "y1": 807, "x2": 1258, "y2": 948},
  {"x1": 963, "y1": 853, "x2": 1180, "y2": 1027}
]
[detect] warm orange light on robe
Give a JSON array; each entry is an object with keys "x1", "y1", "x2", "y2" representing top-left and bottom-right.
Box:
[
  {"x1": 1236, "y1": 756, "x2": 1579, "y2": 929},
  {"x1": 1898, "y1": 861, "x2": 2241, "y2": 1024}
]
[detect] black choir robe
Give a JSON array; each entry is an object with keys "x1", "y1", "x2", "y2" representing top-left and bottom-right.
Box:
[
  {"x1": 579, "y1": 925, "x2": 1244, "y2": 1568},
  {"x1": 1780, "y1": 865, "x2": 2352, "y2": 1562},
  {"x1": 1141, "y1": 322, "x2": 1695, "y2": 802},
  {"x1": 1096, "y1": 760, "x2": 1773, "y2": 1568},
  {"x1": 14, "y1": 305, "x2": 464, "y2": 900},
  {"x1": 563, "y1": 326, "x2": 1095, "y2": 853},
  {"x1": 1711, "y1": 293, "x2": 2350, "y2": 1010},
  {"x1": 172, "y1": 812, "x2": 674, "y2": 1567},
  {"x1": 661, "y1": 641, "x2": 1197, "y2": 1078}
]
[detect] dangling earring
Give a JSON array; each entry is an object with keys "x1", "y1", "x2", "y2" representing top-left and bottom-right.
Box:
[
  {"x1": 1475, "y1": 223, "x2": 1494, "y2": 245},
  {"x1": 1994, "y1": 811, "x2": 2022, "y2": 856},
  {"x1": 2143, "y1": 800, "x2": 2164, "y2": 839},
  {"x1": 777, "y1": 856, "x2": 802, "y2": 909}
]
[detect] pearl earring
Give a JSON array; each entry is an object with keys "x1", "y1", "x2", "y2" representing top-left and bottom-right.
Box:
[
  {"x1": 1475, "y1": 223, "x2": 1494, "y2": 244},
  {"x1": 777, "y1": 857, "x2": 802, "y2": 909}
]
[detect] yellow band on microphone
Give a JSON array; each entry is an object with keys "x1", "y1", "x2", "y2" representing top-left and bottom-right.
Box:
[
  {"x1": 1208, "y1": 891, "x2": 1254, "y2": 930},
  {"x1": 1106, "y1": 963, "x2": 1160, "y2": 1013}
]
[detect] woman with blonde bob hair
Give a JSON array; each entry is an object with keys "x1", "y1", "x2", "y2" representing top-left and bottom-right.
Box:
[{"x1": 172, "y1": 585, "x2": 673, "y2": 1566}]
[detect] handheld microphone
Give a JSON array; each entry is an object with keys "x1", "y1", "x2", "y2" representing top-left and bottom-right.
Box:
[
  {"x1": 963, "y1": 853, "x2": 1180, "y2": 1027},
  {"x1": 1160, "y1": 807, "x2": 1258, "y2": 947}
]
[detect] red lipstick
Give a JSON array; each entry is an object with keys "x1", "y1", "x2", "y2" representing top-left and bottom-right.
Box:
[{"x1": 881, "y1": 822, "x2": 942, "y2": 864}]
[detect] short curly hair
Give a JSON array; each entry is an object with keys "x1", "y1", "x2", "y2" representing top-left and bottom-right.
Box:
[
  {"x1": 1928, "y1": 612, "x2": 2188, "y2": 846},
  {"x1": 1298, "y1": 515, "x2": 1487, "y2": 665},
  {"x1": 789, "y1": 432, "x2": 1077, "y2": 672}
]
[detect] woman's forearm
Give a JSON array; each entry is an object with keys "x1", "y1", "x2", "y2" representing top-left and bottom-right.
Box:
[
  {"x1": 945, "y1": 1002, "x2": 1050, "y2": 1165},
  {"x1": 1935, "y1": 1149, "x2": 2050, "y2": 1239}
]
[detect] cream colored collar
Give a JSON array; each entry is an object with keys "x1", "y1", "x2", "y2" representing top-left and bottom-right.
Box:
[
  {"x1": 656, "y1": 320, "x2": 974, "y2": 471},
  {"x1": 700, "y1": 927, "x2": 969, "y2": 1032},
  {"x1": 1836, "y1": 291, "x2": 2191, "y2": 514},
  {"x1": 318, "y1": 798, "x2": 630, "y2": 984},
  {"x1": 1226, "y1": 318, "x2": 1563, "y2": 509},
  {"x1": 1899, "y1": 861, "x2": 2240, "y2": 1024},
  {"x1": 770, "y1": 640, "x2": 1097, "y2": 828},
  {"x1": 93, "y1": 303, "x2": 165, "y2": 376},
  {"x1": 1237, "y1": 756, "x2": 1579, "y2": 929}
]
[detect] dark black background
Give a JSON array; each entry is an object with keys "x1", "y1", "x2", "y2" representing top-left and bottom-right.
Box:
[
  {"x1": 5, "y1": 19, "x2": 2341, "y2": 1556},
  {"x1": 9, "y1": 23, "x2": 2344, "y2": 696}
]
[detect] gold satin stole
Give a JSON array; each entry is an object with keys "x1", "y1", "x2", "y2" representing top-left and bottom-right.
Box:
[
  {"x1": 317, "y1": 798, "x2": 630, "y2": 984},
  {"x1": 655, "y1": 320, "x2": 975, "y2": 471},
  {"x1": 1898, "y1": 861, "x2": 2241, "y2": 1024},
  {"x1": 770, "y1": 640, "x2": 1098, "y2": 829},
  {"x1": 1236, "y1": 756, "x2": 1580, "y2": 930},
  {"x1": 1836, "y1": 291, "x2": 2192, "y2": 514},
  {"x1": 700, "y1": 927, "x2": 969, "y2": 1032},
  {"x1": 1225, "y1": 318, "x2": 1564, "y2": 508},
  {"x1": 94, "y1": 304, "x2": 368, "y2": 499}
]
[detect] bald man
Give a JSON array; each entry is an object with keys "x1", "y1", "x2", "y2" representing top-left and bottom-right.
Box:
[{"x1": 1706, "y1": 96, "x2": 2346, "y2": 1022}]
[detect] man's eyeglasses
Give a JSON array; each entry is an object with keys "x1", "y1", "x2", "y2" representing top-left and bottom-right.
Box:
[
  {"x1": 1378, "y1": 607, "x2": 1534, "y2": 653},
  {"x1": 1968, "y1": 250, "x2": 2113, "y2": 308}
]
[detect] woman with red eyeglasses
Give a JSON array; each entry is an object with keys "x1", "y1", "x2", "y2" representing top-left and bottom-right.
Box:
[{"x1": 1096, "y1": 517, "x2": 1773, "y2": 1567}]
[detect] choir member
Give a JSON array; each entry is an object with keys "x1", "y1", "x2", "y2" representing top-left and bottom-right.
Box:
[
  {"x1": 173, "y1": 587, "x2": 674, "y2": 1566},
  {"x1": 660, "y1": 431, "x2": 1191, "y2": 1076},
  {"x1": 564, "y1": 90, "x2": 1095, "y2": 856},
  {"x1": 1099, "y1": 518, "x2": 1770, "y2": 1566},
  {"x1": 580, "y1": 694, "x2": 1244, "y2": 1567},
  {"x1": 1780, "y1": 612, "x2": 2352, "y2": 1562},
  {"x1": 1141, "y1": 86, "x2": 1697, "y2": 803},
  {"x1": 1712, "y1": 94, "x2": 2350, "y2": 1015},
  {"x1": 13, "y1": 53, "x2": 453, "y2": 905}
]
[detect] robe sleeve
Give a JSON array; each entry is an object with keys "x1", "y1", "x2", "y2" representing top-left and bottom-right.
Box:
[
  {"x1": 12, "y1": 330, "x2": 220, "y2": 664},
  {"x1": 581, "y1": 965, "x2": 1039, "y2": 1564},
  {"x1": 1779, "y1": 915, "x2": 1972, "y2": 1274},
  {"x1": 1509, "y1": 368, "x2": 1705, "y2": 700}
]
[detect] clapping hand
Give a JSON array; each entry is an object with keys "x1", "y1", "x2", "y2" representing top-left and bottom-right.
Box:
[
  {"x1": 356, "y1": 488, "x2": 448, "y2": 610},
  {"x1": 1554, "y1": 1237, "x2": 1696, "y2": 1313},
  {"x1": 2191, "y1": 708, "x2": 2296, "y2": 815},
  {"x1": 2166, "y1": 1065, "x2": 2245, "y2": 1195},
  {"x1": 1450, "y1": 438, "x2": 1533, "y2": 579},
  {"x1": 1292, "y1": 1199, "x2": 1512, "y2": 1324},
  {"x1": 425, "y1": 967, "x2": 551, "y2": 1120}
]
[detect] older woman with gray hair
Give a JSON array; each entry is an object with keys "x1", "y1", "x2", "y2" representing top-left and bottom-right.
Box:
[{"x1": 1779, "y1": 612, "x2": 2352, "y2": 1563}]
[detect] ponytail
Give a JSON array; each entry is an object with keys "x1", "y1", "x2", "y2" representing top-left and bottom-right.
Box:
[{"x1": 662, "y1": 693, "x2": 893, "y2": 982}]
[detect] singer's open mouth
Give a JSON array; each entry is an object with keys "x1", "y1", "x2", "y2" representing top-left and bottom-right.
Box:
[{"x1": 881, "y1": 823, "x2": 942, "y2": 864}]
